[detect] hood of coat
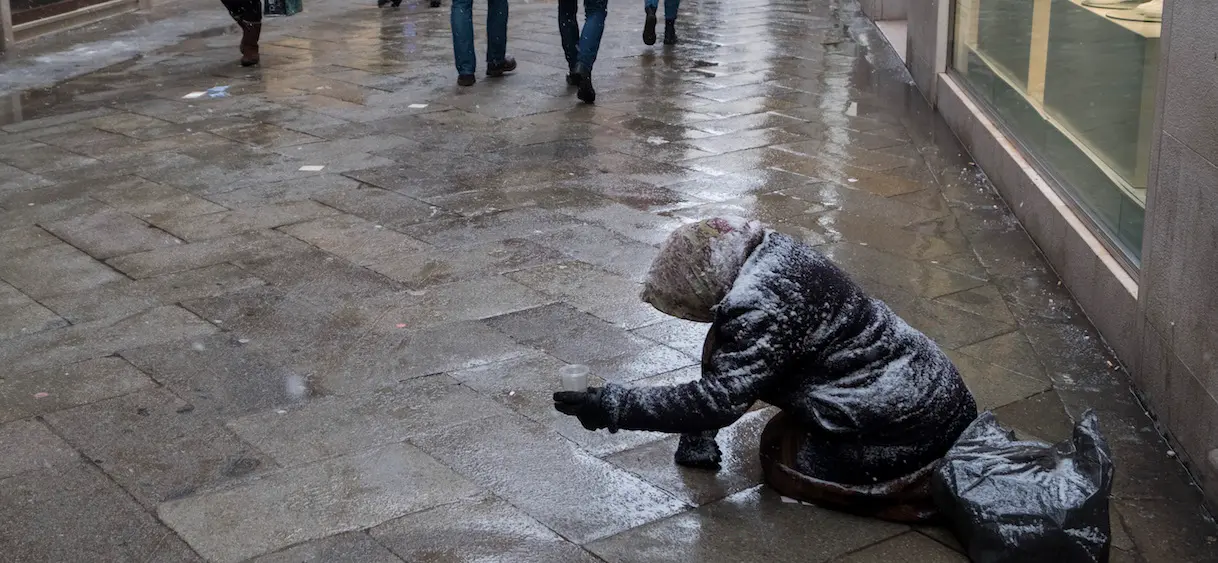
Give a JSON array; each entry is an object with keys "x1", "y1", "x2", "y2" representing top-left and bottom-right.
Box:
[{"x1": 640, "y1": 216, "x2": 765, "y2": 322}]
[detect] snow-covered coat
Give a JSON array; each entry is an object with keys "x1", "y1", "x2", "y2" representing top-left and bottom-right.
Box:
[{"x1": 601, "y1": 229, "x2": 978, "y2": 485}]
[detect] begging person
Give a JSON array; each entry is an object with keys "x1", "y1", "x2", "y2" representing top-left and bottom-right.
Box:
[{"x1": 553, "y1": 217, "x2": 978, "y2": 521}]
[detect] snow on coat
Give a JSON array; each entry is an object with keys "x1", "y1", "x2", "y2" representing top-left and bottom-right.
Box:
[{"x1": 602, "y1": 229, "x2": 979, "y2": 485}]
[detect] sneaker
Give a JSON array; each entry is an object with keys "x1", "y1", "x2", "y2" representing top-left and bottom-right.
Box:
[
  {"x1": 663, "y1": 20, "x2": 677, "y2": 45},
  {"x1": 429, "y1": 0, "x2": 441, "y2": 6},
  {"x1": 458, "y1": 74, "x2": 476, "y2": 86},
  {"x1": 643, "y1": 6, "x2": 657, "y2": 45},
  {"x1": 566, "y1": 71, "x2": 581, "y2": 87},
  {"x1": 486, "y1": 56, "x2": 517, "y2": 77}
]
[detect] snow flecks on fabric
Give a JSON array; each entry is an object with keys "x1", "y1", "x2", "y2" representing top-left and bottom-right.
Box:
[
  {"x1": 605, "y1": 227, "x2": 979, "y2": 486},
  {"x1": 641, "y1": 217, "x2": 765, "y2": 323},
  {"x1": 932, "y1": 411, "x2": 1114, "y2": 562}
]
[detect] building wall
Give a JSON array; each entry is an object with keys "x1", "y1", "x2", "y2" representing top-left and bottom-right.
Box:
[
  {"x1": 1137, "y1": 0, "x2": 1218, "y2": 496},
  {"x1": 903, "y1": 0, "x2": 1218, "y2": 505},
  {"x1": 905, "y1": 0, "x2": 942, "y2": 98},
  {"x1": 859, "y1": 0, "x2": 908, "y2": 21}
]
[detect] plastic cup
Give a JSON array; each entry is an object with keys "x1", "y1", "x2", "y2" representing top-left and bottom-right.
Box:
[{"x1": 560, "y1": 364, "x2": 590, "y2": 392}]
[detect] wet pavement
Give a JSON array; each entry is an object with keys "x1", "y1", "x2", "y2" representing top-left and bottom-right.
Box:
[{"x1": 1, "y1": 0, "x2": 1216, "y2": 561}]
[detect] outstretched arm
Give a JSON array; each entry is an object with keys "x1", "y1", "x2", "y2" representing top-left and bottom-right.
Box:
[{"x1": 555, "y1": 307, "x2": 782, "y2": 435}]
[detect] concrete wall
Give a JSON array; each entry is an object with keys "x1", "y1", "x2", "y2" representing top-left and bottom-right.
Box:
[{"x1": 1136, "y1": 0, "x2": 1218, "y2": 497}]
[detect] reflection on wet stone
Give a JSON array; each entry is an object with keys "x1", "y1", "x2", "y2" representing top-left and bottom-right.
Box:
[{"x1": 0, "y1": 0, "x2": 1212, "y2": 558}]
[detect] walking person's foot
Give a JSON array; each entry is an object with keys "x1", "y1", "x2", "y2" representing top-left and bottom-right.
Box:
[
  {"x1": 429, "y1": 0, "x2": 441, "y2": 7},
  {"x1": 643, "y1": 6, "x2": 657, "y2": 45},
  {"x1": 239, "y1": 22, "x2": 261, "y2": 67},
  {"x1": 378, "y1": 0, "x2": 390, "y2": 6},
  {"x1": 486, "y1": 56, "x2": 517, "y2": 77},
  {"x1": 390, "y1": 0, "x2": 402, "y2": 5},
  {"x1": 458, "y1": 74, "x2": 477, "y2": 86},
  {"x1": 574, "y1": 65, "x2": 595, "y2": 104},
  {"x1": 566, "y1": 68, "x2": 581, "y2": 87},
  {"x1": 663, "y1": 19, "x2": 678, "y2": 44}
]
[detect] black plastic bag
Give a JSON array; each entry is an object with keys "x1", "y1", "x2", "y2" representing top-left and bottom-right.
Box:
[{"x1": 931, "y1": 410, "x2": 1114, "y2": 563}]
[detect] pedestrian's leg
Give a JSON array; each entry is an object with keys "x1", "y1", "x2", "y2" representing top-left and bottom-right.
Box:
[
  {"x1": 221, "y1": 0, "x2": 262, "y2": 66},
  {"x1": 663, "y1": 0, "x2": 679, "y2": 45},
  {"x1": 574, "y1": 0, "x2": 606, "y2": 103},
  {"x1": 558, "y1": 0, "x2": 582, "y2": 84},
  {"x1": 642, "y1": 0, "x2": 658, "y2": 45},
  {"x1": 450, "y1": 0, "x2": 477, "y2": 84},
  {"x1": 485, "y1": 0, "x2": 517, "y2": 76}
]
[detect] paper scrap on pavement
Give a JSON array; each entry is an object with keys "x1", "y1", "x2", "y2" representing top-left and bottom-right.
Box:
[
  {"x1": 408, "y1": 103, "x2": 429, "y2": 109},
  {"x1": 299, "y1": 165, "x2": 325, "y2": 171},
  {"x1": 182, "y1": 92, "x2": 207, "y2": 99}
]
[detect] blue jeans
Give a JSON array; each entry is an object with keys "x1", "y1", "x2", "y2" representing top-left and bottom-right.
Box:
[
  {"x1": 558, "y1": 0, "x2": 607, "y2": 73},
  {"x1": 451, "y1": 0, "x2": 508, "y2": 75},
  {"x1": 644, "y1": 0, "x2": 679, "y2": 21}
]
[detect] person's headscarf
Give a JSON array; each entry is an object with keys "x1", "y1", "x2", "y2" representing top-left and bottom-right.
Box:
[{"x1": 641, "y1": 216, "x2": 765, "y2": 322}]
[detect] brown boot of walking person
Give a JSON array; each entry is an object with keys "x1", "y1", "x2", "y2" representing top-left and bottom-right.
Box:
[
  {"x1": 239, "y1": 21, "x2": 262, "y2": 67},
  {"x1": 221, "y1": 0, "x2": 263, "y2": 66}
]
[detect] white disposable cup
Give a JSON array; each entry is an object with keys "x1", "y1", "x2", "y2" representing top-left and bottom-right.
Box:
[{"x1": 560, "y1": 364, "x2": 590, "y2": 392}]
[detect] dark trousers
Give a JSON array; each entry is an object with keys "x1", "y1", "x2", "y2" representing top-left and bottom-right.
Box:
[
  {"x1": 450, "y1": 0, "x2": 509, "y2": 75},
  {"x1": 222, "y1": 0, "x2": 262, "y2": 24},
  {"x1": 558, "y1": 0, "x2": 607, "y2": 73}
]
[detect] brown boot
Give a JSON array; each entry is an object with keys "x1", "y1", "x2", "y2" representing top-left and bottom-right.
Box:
[{"x1": 240, "y1": 21, "x2": 261, "y2": 67}]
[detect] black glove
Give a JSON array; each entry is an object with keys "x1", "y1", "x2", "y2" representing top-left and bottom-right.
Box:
[{"x1": 553, "y1": 388, "x2": 610, "y2": 431}]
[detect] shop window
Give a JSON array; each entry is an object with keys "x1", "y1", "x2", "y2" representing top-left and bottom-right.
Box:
[
  {"x1": 952, "y1": 0, "x2": 1159, "y2": 266},
  {"x1": 11, "y1": 0, "x2": 126, "y2": 26}
]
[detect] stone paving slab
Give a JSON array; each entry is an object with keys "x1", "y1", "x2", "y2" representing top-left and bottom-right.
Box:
[
  {"x1": 0, "y1": 357, "x2": 155, "y2": 423},
  {"x1": 0, "y1": 0, "x2": 1215, "y2": 559},
  {"x1": 228, "y1": 374, "x2": 512, "y2": 466},
  {"x1": 44, "y1": 386, "x2": 275, "y2": 508},
  {"x1": 371, "y1": 496, "x2": 604, "y2": 563},
  {"x1": 0, "y1": 306, "x2": 215, "y2": 377},
  {"x1": 606, "y1": 406, "x2": 773, "y2": 506},
  {"x1": 0, "y1": 419, "x2": 77, "y2": 479},
  {"x1": 158, "y1": 443, "x2": 483, "y2": 563},
  {"x1": 42, "y1": 263, "x2": 265, "y2": 323},
  {"x1": 0, "y1": 280, "x2": 67, "y2": 339},
  {"x1": 586, "y1": 486, "x2": 908, "y2": 563},
  {"x1": 250, "y1": 532, "x2": 403, "y2": 563},
  {"x1": 413, "y1": 413, "x2": 689, "y2": 544},
  {"x1": 1, "y1": 461, "x2": 203, "y2": 563}
]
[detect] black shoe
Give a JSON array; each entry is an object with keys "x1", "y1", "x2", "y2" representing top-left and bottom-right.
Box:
[
  {"x1": 643, "y1": 6, "x2": 657, "y2": 45},
  {"x1": 663, "y1": 19, "x2": 677, "y2": 44},
  {"x1": 486, "y1": 56, "x2": 517, "y2": 77},
  {"x1": 390, "y1": 0, "x2": 402, "y2": 5},
  {"x1": 457, "y1": 74, "x2": 476, "y2": 86},
  {"x1": 574, "y1": 65, "x2": 595, "y2": 104},
  {"x1": 378, "y1": 0, "x2": 390, "y2": 6},
  {"x1": 566, "y1": 70, "x2": 581, "y2": 87},
  {"x1": 429, "y1": 0, "x2": 440, "y2": 6},
  {"x1": 674, "y1": 435, "x2": 722, "y2": 470}
]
